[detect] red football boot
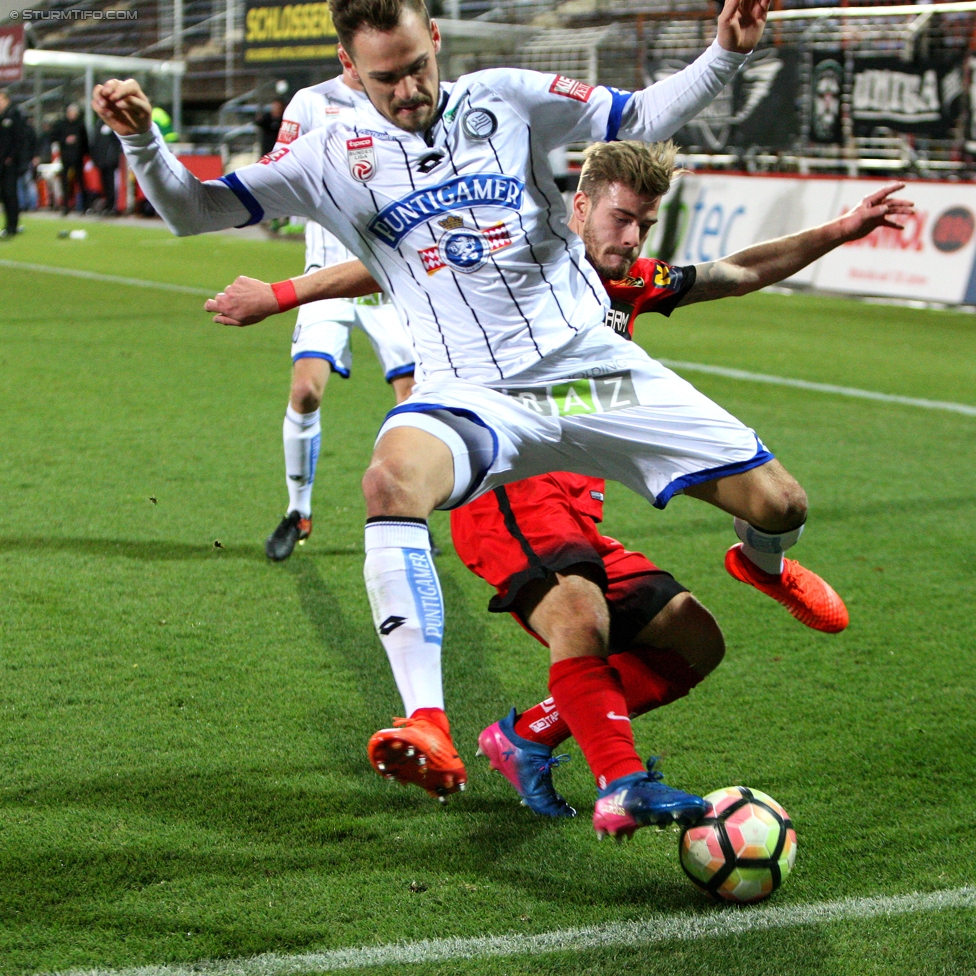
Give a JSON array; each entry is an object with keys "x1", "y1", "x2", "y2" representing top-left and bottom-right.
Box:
[
  {"x1": 368, "y1": 714, "x2": 467, "y2": 803},
  {"x1": 725, "y1": 544, "x2": 849, "y2": 634}
]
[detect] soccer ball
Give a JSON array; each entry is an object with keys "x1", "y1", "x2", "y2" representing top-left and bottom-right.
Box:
[{"x1": 679, "y1": 786, "x2": 796, "y2": 904}]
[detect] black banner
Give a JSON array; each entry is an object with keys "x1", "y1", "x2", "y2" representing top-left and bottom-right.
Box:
[
  {"x1": 244, "y1": 0, "x2": 337, "y2": 65},
  {"x1": 645, "y1": 49, "x2": 800, "y2": 151},
  {"x1": 851, "y1": 56, "x2": 964, "y2": 139}
]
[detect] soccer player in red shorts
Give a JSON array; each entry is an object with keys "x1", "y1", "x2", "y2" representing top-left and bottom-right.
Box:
[{"x1": 205, "y1": 144, "x2": 912, "y2": 833}]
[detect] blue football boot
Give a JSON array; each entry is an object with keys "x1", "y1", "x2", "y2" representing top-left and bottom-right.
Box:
[
  {"x1": 593, "y1": 757, "x2": 706, "y2": 840},
  {"x1": 476, "y1": 708, "x2": 576, "y2": 818}
]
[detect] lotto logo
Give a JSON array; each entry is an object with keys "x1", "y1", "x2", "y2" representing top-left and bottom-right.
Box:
[
  {"x1": 259, "y1": 147, "x2": 290, "y2": 165},
  {"x1": 550, "y1": 75, "x2": 594, "y2": 102},
  {"x1": 277, "y1": 120, "x2": 300, "y2": 145}
]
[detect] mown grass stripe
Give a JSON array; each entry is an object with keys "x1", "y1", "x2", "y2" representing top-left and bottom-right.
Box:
[
  {"x1": 0, "y1": 259, "x2": 215, "y2": 297},
  {"x1": 4, "y1": 257, "x2": 974, "y2": 417},
  {"x1": 47, "y1": 887, "x2": 976, "y2": 976},
  {"x1": 660, "y1": 359, "x2": 976, "y2": 416}
]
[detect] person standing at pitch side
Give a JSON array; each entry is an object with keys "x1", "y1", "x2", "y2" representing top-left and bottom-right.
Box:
[{"x1": 91, "y1": 0, "x2": 836, "y2": 836}]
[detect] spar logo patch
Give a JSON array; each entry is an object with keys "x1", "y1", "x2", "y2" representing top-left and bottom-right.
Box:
[
  {"x1": 418, "y1": 216, "x2": 513, "y2": 274},
  {"x1": 277, "y1": 120, "x2": 300, "y2": 144},
  {"x1": 367, "y1": 174, "x2": 525, "y2": 247},
  {"x1": 347, "y1": 136, "x2": 376, "y2": 182},
  {"x1": 259, "y1": 147, "x2": 290, "y2": 165},
  {"x1": 550, "y1": 75, "x2": 594, "y2": 102}
]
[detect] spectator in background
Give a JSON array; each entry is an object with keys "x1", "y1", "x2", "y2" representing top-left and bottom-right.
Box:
[
  {"x1": 90, "y1": 121, "x2": 121, "y2": 214},
  {"x1": 255, "y1": 98, "x2": 285, "y2": 156},
  {"x1": 0, "y1": 87, "x2": 30, "y2": 239},
  {"x1": 16, "y1": 116, "x2": 38, "y2": 213},
  {"x1": 52, "y1": 103, "x2": 89, "y2": 215}
]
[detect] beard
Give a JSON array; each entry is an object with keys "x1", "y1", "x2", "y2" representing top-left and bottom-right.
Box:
[{"x1": 581, "y1": 223, "x2": 637, "y2": 281}]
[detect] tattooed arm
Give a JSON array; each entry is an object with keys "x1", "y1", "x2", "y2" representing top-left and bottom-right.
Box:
[{"x1": 678, "y1": 182, "x2": 914, "y2": 306}]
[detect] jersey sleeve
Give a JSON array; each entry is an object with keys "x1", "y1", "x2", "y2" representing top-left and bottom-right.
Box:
[
  {"x1": 274, "y1": 89, "x2": 310, "y2": 150},
  {"x1": 618, "y1": 40, "x2": 747, "y2": 142},
  {"x1": 635, "y1": 260, "x2": 697, "y2": 317},
  {"x1": 221, "y1": 129, "x2": 330, "y2": 228},
  {"x1": 477, "y1": 69, "x2": 633, "y2": 152}
]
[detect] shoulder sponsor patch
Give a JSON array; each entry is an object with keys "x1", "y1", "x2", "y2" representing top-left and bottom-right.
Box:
[
  {"x1": 550, "y1": 75, "x2": 594, "y2": 102},
  {"x1": 347, "y1": 136, "x2": 376, "y2": 182},
  {"x1": 368, "y1": 174, "x2": 525, "y2": 247},
  {"x1": 259, "y1": 147, "x2": 291, "y2": 165},
  {"x1": 277, "y1": 120, "x2": 300, "y2": 145}
]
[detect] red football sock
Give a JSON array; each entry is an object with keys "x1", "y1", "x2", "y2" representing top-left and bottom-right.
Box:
[
  {"x1": 548, "y1": 655, "x2": 645, "y2": 790},
  {"x1": 514, "y1": 648, "x2": 704, "y2": 749},
  {"x1": 410, "y1": 706, "x2": 451, "y2": 737},
  {"x1": 609, "y1": 647, "x2": 704, "y2": 718},
  {"x1": 513, "y1": 697, "x2": 570, "y2": 749}
]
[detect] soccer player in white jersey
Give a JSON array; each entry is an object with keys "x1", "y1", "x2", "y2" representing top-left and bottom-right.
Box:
[
  {"x1": 263, "y1": 68, "x2": 418, "y2": 562},
  {"x1": 94, "y1": 0, "x2": 801, "y2": 833}
]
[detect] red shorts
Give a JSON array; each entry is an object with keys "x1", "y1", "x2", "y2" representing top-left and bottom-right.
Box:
[{"x1": 450, "y1": 473, "x2": 687, "y2": 651}]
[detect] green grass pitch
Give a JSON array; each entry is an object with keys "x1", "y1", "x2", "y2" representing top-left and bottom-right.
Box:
[{"x1": 1, "y1": 215, "x2": 975, "y2": 976}]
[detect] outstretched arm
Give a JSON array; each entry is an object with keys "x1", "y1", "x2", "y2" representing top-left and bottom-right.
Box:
[
  {"x1": 93, "y1": 79, "x2": 250, "y2": 235},
  {"x1": 618, "y1": 0, "x2": 768, "y2": 142},
  {"x1": 205, "y1": 260, "x2": 382, "y2": 327},
  {"x1": 679, "y1": 183, "x2": 915, "y2": 305}
]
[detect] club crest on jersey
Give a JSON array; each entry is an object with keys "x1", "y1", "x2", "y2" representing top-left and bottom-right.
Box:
[
  {"x1": 461, "y1": 108, "x2": 498, "y2": 140},
  {"x1": 277, "y1": 120, "x2": 300, "y2": 145},
  {"x1": 347, "y1": 136, "x2": 376, "y2": 182},
  {"x1": 367, "y1": 174, "x2": 525, "y2": 247},
  {"x1": 550, "y1": 75, "x2": 594, "y2": 102},
  {"x1": 418, "y1": 216, "x2": 513, "y2": 274},
  {"x1": 259, "y1": 147, "x2": 291, "y2": 165}
]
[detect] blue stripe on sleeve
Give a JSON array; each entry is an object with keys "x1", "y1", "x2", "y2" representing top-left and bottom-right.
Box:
[
  {"x1": 219, "y1": 172, "x2": 265, "y2": 227},
  {"x1": 604, "y1": 88, "x2": 633, "y2": 142}
]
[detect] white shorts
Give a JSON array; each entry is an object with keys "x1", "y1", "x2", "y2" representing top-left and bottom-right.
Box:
[
  {"x1": 378, "y1": 326, "x2": 773, "y2": 510},
  {"x1": 291, "y1": 296, "x2": 416, "y2": 383}
]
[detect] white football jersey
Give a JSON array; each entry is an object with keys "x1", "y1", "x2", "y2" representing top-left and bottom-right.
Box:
[
  {"x1": 274, "y1": 76, "x2": 371, "y2": 275},
  {"x1": 231, "y1": 70, "x2": 643, "y2": 382}
]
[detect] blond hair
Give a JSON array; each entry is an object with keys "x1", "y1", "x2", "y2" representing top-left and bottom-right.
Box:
[{"x1": 578, "y1": 141, "x2": 677, "y2": 201}]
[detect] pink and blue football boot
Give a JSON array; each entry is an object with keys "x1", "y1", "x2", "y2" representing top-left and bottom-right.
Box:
[
  {"x1": 476, "y1": 708, "x2": 576, "y2": 818},
  {"x1": 593, "y1": 758, "x2": 706, "y2": 840}
]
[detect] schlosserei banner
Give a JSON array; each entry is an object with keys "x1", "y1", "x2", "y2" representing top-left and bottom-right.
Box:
[
  {"x1": 244, "y1": 0, "x2": 337, "y2": 66},
  {"x1": 646, "y1": 173, "x2": 976, "y2": 305}
]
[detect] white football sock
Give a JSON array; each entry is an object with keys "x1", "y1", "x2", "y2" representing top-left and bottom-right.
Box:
[
  {"x1": 364, "y1": 518, "x2": 445, "y2": 715},
  {"x1": 282, "y1": 405, "x2": 321, "y2": 517},
  {"x1": 734, "y1": 517, "x2": 804, "y2": 575}
]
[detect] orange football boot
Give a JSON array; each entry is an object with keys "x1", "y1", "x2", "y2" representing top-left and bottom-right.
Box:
[
  {"x1": 725, "y1": 543, "x2": 849, "y2": 634},
  {"x1": 368, "y1": 714, "x2": 467, "y2": 803}
]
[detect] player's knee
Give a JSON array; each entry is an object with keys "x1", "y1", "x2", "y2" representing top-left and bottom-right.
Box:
[
  {"x1": 544, "y1": 572, "x2": 611, "y2": 656},
  {"x1": 753, "y1": 478, "x2": 808, "y2": 532},
  {"x1": 290, "y1": 378, "x2": 324, "y2": 414},
  {"x1": 661, "y1": 592, "x2": 725, "y2": 676}
]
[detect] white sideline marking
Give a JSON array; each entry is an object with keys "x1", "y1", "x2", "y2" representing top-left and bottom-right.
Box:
[
  {"x1": 47, "y1": 886, "x2": 976, "y2": 976},
  {"x1": 660, "y1": 359, "x2": 976, "y2": 417},
  {"x1": 0, "y1": 259, "x2": 214, "y2": 297}
]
